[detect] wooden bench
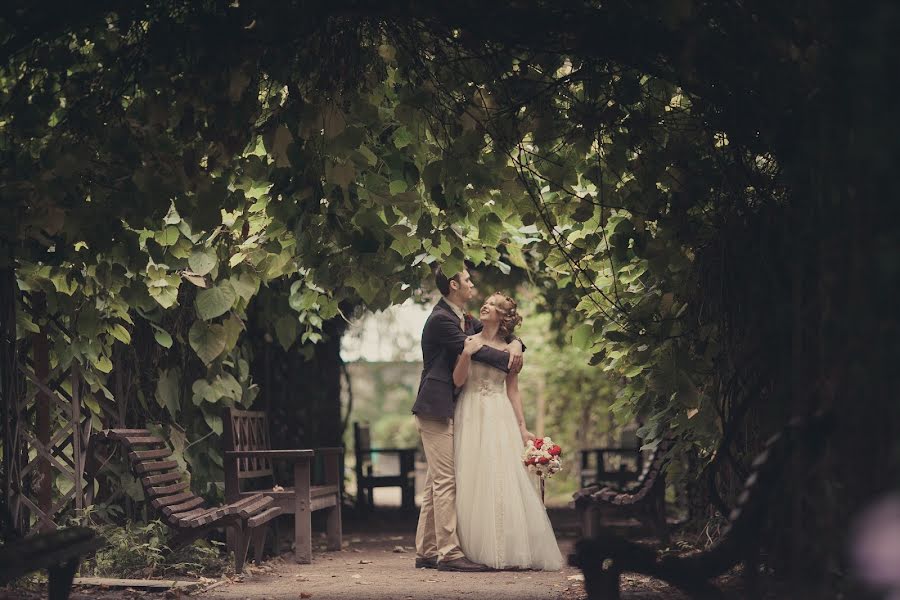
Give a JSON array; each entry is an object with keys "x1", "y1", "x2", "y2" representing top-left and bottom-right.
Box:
[
  {"x1": 0, "y1": 527, "x2": 104, "y2": 600},
  {"x1": 353, "y1": 422, "x2": 416, "y2": 512},
  {"x1": 223, "y1": 408, "x2": 342, "y2": 563},
  {"x1": 568, "y1": 412, "x2": 832, "y2": 599},
  {"x1": 93, "y1": 429, "x2": 282, "y2": 573},
  {"x1": 579, "y1": 447, "x2": 644, "y2": 489},
  {"x1": 572, "y1": 440, "x2": 673, "y2": 543}
]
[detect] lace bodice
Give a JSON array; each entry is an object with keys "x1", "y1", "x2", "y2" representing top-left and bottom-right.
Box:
[{"x1": 467, "y1": 361, "x2": 507, "y2": 395}]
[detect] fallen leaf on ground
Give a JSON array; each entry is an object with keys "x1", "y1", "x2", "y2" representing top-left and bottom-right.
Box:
[
  {"x1": 300, "y1": 593, "x2": 312, "y2": 599},
  {"x1": 359, "y1": 560, "x2": 372, "y2": 564},
  {"x1": 567, "y1": 574, "x2": 585, "y2": 581},
  {"x1": 350, "y1": 574, "x2": 361, "y2": 579},
  {"x1": 392, "y1": 546, "x2": 406, "y2": 553}
]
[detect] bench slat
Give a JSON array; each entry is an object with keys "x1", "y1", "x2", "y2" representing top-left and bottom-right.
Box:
[
  {"x1": 134, "y1": 460, "x2": 179, "y2": 474},
  {"x1": 129, "y1": 448, "x2": 172, "y2": 461},
  {"x1": 142, "y1": 471, "x2": 182, "y2": 486},
  {"x1": 162, "y1": 496, "x2": 205, "y2": 517},
  {"x1": 120, "y1": 435, "x2": 166, "y2": 447},
  {"x1": 147, "y1": 481, "x2": 189, "y2": 496},
  {"x1": 237, "y1": 495, "x2": 274, "y2": 518},
  {"x1": 247, "y1": 506, "x2": 283, "y2": 528},
  {"x1": 151, "y1": 491, "x2": 196, "y2": 509},
  {"x1": 166, "y1": 507, "x2": 211, "y2": 527}
]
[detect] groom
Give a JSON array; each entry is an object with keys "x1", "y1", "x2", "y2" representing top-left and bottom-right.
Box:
[{"x1": 412, "y1": 265, "x2": 524, "y2": 572}]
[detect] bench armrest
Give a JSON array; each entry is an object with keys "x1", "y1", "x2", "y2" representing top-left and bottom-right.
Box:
[{"x1": 225, "y1": 450, "x2": 313, "y2": 460}]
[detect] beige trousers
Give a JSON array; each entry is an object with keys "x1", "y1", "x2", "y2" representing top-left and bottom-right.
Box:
[{"x1": 414, "y1": 415, "x2": 464, "y2": 561}]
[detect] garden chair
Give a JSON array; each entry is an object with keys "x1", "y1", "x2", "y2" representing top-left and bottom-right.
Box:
[
  {"x1": 223, "y1": 408, "x2": 342, "y2": 563},
  {"x1": 353, "y1": 421, "x2": 416, "y2": 512}
]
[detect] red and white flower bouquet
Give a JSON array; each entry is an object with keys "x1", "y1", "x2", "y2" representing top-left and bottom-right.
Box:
[{"x1": 523, "y1": 436, "x2": 563, "y2": 479}]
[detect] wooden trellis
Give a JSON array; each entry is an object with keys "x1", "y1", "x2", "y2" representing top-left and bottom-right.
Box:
[{"x1": 6, "y1": 293, "x2": 94, "y2": 534}]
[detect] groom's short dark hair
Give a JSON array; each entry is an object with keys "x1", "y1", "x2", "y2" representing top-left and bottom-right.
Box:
[
  {"x1": 434, "y1": 268, "x2": 460, "y2": 296},
  {"x1": 434, "y1": 260, "x2": 474, "y2": 296}
]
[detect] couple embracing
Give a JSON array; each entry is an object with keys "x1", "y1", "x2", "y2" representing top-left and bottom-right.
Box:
[{"x1": 412, "y1": 266, "x2": 563, "y2": 572}]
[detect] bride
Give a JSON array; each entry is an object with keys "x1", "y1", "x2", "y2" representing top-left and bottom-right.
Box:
[{"x1": 452, "y1": 293, "x2": 563, "y2": 571}]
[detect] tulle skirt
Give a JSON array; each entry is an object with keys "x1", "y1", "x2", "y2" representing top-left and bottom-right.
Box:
[{"x1": 453, "y1": 369, "x2": 563, "y2": 571}]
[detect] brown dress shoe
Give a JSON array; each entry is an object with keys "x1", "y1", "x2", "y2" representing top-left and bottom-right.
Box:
[
  {"x1": 415, "y1": 556, "x2": 438, "y2": 569},
  {"x1": 437, "y1": 556, "x2": 491, "y2": 572}
]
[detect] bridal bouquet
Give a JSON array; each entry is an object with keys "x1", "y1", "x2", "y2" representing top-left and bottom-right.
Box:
[{"x1": 523, "y1": 436, "x2": 563, "y2": 479}]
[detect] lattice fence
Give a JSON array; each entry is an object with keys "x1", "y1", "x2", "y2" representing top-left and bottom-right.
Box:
[{"x1": 5, "y1": 293, "x2": 96, "y2": 534}]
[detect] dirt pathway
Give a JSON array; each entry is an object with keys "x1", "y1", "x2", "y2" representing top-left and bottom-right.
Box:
[{"x1": 200, "y1": 534, "x2": 585, "y2": 600}]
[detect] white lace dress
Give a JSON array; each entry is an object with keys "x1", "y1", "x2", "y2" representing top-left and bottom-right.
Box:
[{"x1": 453, "y1": 361, "x2": 564, "y2": 570}]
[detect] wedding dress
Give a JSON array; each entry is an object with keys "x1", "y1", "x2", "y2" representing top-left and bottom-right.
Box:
[{"x1": 454, "y1": 361, "x2": 564, "y2": 570}]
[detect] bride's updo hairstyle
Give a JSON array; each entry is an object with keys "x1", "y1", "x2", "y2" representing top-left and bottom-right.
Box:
[{"x1": 492, "y1": 293, "x2": 523, "y2": 339}]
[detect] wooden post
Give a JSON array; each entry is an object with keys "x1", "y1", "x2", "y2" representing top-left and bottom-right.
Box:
[
  {"x1": 323, "y1": 451, "x2": 342, "y2": 551},
  {"x1": 32, "y1": 318, "x2": 52, "y2": 531},
  {"x1": 71, "y1": 366, "x2": 83, "y2": 512},
  {"x1": 293, "y1": 458, "x2": 312, "y2": 563}
]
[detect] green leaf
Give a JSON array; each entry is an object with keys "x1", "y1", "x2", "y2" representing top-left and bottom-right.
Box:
[
  {"x1": 94, "y1": 355, "x2": 113, "y2": 373},
  {"x1": 163, "y1": 203, "x2": 181, "y2": 225},
  {"x1": 156, "y1": 226, "x2": 180, "y2": 247},
  {"x1": 326, "y1": 162, "x2": 356, "y2": 191},
  {"x1": 442, "y1": 253, "x2": 465, "y2": 279},
  {"x1": 274, "y1": 315, "x2": 299, "y2": 350},
  {"x1": 572, "y1": 195, "x2": 595, "y2": 222},
  {"x1": 188, "y1": 249, "x2": 218, "y2": 276},
  {"x1": 389, "y1": 179, "x2": 408, "y2": 194},
  {"x1": 478, "y1": 213, "x2": 504, "y2": 246},
  {"x1": 357, "y1": 144, "x2": 377, "y2": 166},
  {"x1": 153, "y1": 327, "x2": 173, "y2": 349},
  {"x1": 109, "y1": 323, "x2": 131, "y2": 345},
  {"x1": 605, "y1": 330, "x2": 631, "y2": 342},
  {"x1": 192, "y1": 373, "x2": 242, "y2": 405},
  {"x1": 390, "y1": 235, "x2": 420, "y2": 257},
  {"x1": 155, "y1": 368, "x2": 181, "y2": 418},
  {"x1": 50, "y1": 272, "x2": 78, "y2": 296},
  {"x1": 195, "y1": 282, "x2": 237, "y2": 320},
  {"x1": 571, "y1": 323, "x2": 593, "y2": 350},
  {"x1": 624, "y1": 364, "x2": 645, "y2": 378},
  {"x1": 15, "y1": 309, "x2": 40, "y2": 335},
  {"x1": 221, "y1": 313, "x2": 244, "y2": 353},
  {"x1": 147, "y1": 272, "x2": 181, "y2": 309},
  {"x1": 230, "y1": 272, "x2": 259, "y2": 301},
  {"x1": 188, "y1": 320, "x2": 227, "y2": 364},
  {"x1": 392, "y1": 126, "x2": 413, "y2": 149},
  {"x1": 270, "y1": 124, "x2": 293, "y2": 168},
  {"x1": 202, "y1": 407, "x2": 223, "y2": 436}
]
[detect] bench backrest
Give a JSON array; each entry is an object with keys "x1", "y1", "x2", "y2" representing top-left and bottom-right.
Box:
[
  {"x1": 224, "y1": 408, "x2": 275, "y2": 481},
  {"x1": 354, "y1": 422, "x2": 371, "y2": 452},
  {"x1": 96, "y1": 429, "x2": 222, "y2": 529}
]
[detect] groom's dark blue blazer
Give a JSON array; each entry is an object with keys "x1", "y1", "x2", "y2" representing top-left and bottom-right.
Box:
[{"x1": 412, "y1": 298, "x2": 513, "y2": 419}]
